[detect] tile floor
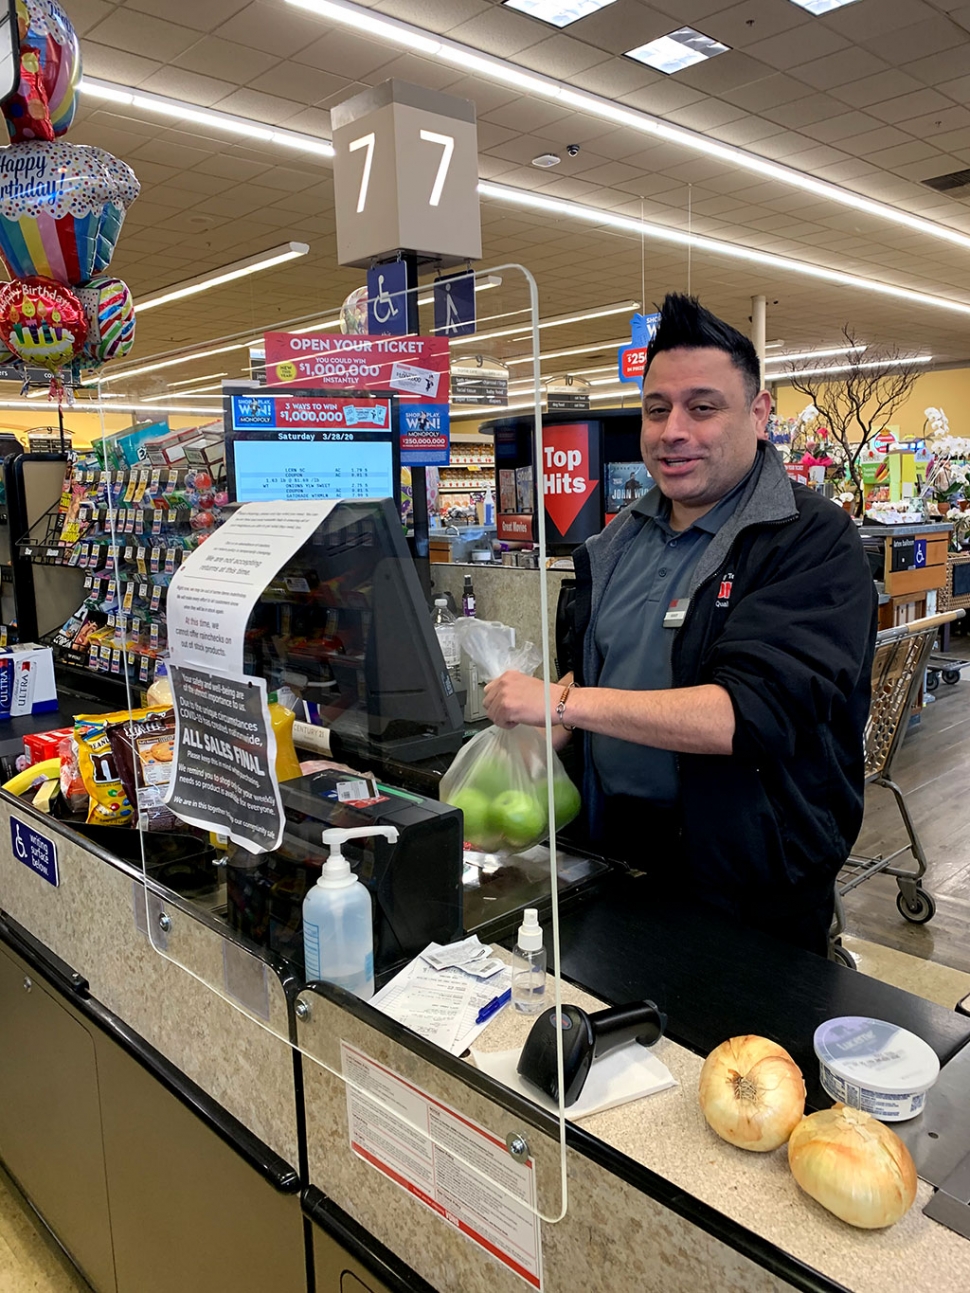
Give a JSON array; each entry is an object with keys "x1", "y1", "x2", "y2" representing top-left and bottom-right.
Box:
[{"x1": 3, "y1": 678, "x2": 970, "y2": 1290}]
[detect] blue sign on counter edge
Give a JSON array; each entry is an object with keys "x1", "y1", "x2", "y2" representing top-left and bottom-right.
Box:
[{"x1": 11, "y1": 816, "x2": 59, "y2": 887}]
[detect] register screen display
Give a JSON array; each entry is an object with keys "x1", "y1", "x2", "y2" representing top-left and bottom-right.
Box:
[
  {"x1": 225, "y1": 388, "x2": 398, "y2": 504},
  {"x1": 232, "y1": 434, "x2": 394, "y2": 502}
]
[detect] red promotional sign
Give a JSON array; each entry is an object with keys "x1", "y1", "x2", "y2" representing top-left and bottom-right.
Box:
[
  {"x1": 620, "y1": 345, "x2": 647, "y2": 380},
  {"x1": 542, "y1": 424, "x2": 599, "y2": 539},
  {"x1": 263, "y1": 331, "x2": 450, "y2": 403},
  {"x1": 497, "y1": 513, "x2": 535, "y2": 542},
  {"x1": 784, "y1": 463, "x2": 809, "y2": 485}
]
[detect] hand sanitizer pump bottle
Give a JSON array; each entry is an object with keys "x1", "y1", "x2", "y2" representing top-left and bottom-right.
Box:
[{"x1": 302, "y1": 826, "x2": 399, "y2": 1000}]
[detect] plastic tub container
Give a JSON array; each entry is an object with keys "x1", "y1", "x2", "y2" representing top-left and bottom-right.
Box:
[{"x1": 813, "y1": 1016, "x2": 940, "y2": 1121}]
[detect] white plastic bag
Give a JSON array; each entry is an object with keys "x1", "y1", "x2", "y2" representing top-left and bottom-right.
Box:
[{"x1": 440, "y1": 621, "x2": 581, "y2": 853}]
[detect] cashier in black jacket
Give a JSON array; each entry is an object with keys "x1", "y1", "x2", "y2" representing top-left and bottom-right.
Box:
[{"x1": 484, "y1": 293, "x2": 877, "y2": 956}]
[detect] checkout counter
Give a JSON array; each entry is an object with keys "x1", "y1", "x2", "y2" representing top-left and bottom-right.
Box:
[{"x1": 2, "y1": 500, "x2": 970, "y2": 1293}]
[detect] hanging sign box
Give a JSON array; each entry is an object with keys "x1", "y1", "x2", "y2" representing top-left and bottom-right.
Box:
[
  {"x1": 451, "y1": 353, "x2": 509, "y2": 406},
  {"x1": 331, "y1": 80, "x2": 482, "y2": 269}
]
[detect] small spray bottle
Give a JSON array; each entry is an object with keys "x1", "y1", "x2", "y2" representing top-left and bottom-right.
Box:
[{"x1": 512, "y1": 908, "x2": 546, "y2": 1014}]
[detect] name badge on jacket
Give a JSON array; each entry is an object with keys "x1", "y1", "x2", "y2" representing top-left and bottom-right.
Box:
[{"x1": 663, "y1": 598, "x2": 690, "y2": 628}]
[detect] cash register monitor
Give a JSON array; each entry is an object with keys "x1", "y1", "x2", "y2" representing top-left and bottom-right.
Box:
[
  {"x1": 224, "y1": 386, "x2": 400, "y2": 509},
  {"x1": 245, "y1": 497, "x2": 463, "y2": 762}
]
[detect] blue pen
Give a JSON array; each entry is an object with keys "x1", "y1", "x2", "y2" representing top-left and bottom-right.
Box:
[{"x1": 476, "y1": 988, "x2": 511, "y2": 1025}]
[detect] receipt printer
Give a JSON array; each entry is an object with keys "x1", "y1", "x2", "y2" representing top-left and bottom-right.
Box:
[{"x1": 225, "y1": 769, "x2": 464, "y2": 976}]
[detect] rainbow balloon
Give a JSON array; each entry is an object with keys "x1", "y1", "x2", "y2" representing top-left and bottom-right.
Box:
[
  {"x1": 15, "y1": 0, "x2": 82, "y2": 138},
  {"x1": 0, "y1": 141, "x2": 140, "y2": 286},
  {"x1": 76, "y1": 276, "x2": 135, "y2": 368}
]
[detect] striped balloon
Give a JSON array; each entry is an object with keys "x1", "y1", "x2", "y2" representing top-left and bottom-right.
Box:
[
  {"x1": 19, "y1": 0, "x2": 82, "y2": 137},
  {"x1": 76, "y1": 276, "x2": 135, "y2": 368}
]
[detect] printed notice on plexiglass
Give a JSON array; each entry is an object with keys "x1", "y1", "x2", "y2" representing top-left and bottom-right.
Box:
[{"x1": 341, "y1": 1042, "x2": 543, "y2": 1289}]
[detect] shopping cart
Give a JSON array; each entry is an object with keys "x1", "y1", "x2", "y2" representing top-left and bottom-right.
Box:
[{"x1": 833, "y1": 610, "x2": 965, "y2": 962}]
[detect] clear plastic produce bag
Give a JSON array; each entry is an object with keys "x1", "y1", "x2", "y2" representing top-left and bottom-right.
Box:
[{"x1": 439, "y1": 620, "x2": 581, "y2": 853}]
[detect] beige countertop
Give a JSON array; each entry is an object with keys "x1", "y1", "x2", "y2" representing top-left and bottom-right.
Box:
[{"x1": 471, "y1": 968, "x2": 970, "y2": 1293}]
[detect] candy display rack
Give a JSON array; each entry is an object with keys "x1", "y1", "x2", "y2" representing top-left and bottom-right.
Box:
[{"x1": 17, "y1": 457, "x2": 226, "y2": 692}]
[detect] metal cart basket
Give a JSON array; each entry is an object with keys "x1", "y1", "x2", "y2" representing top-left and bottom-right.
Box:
[{"x1": 838, "y1": 609, "x2": 964, "y2": 935}]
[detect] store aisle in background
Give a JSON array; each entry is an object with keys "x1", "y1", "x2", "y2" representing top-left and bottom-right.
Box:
[
  {"x1": 0, "y1": 1165, "x2": 91, "y2": 1293},
  {"x1": 845, "y1": 662, "x2": 970, "y2": 977}
]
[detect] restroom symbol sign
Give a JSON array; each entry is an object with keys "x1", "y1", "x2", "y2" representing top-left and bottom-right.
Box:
[{"x1": 433, "y1": 272, "x2": 476, "y2": 336}]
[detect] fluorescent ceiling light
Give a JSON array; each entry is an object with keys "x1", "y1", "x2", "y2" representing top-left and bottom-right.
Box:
[
  {"x1": 503, "y1": 0, "x2": 619, "y2": 30},
  {"x1": 284, "y1": 0, "x2": 970, "y2": 259},
  {"x1": 767, "y1": 355, "x2": 933, "y2": 379},
  {"x1": 0, "y1": 398, "x2": 220, "y2": 415},
  {"x1": 154, "y1": 384, "x2": 225, "y2": 398},
  {"x1": 79, "y1": 77, "x2": 334, "y2": 158},
  {"x1": 86, "y1": 342, "x2": 251, "y2": 386},
  {"x1": 450, "y1": 301, "x2": 638, "y2": 345},
  {"x1": 167, "y1": 371, "x2": 229, "y2": 386},
  {"x1": 789, "y1": 0, "x2": 859, "y2": 14},
  {"x1": 626, "y1": 28, "x2": 729, "y2": 74},
  {"x1": 505, "y1": 340, "x2": 628, "y2": 366},
  {"x1": 769, "y1": 345, "x2": 867, "y2": 362},
  {"x1": 137, "y1": 243, "x2": 309, "y2": 312},
  {"x1": 479, "y1": 181, "x2": 970, "y2": 319}
]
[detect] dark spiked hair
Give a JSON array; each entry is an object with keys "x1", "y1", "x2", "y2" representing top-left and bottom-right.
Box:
[{"x1": 644, "y1": 293, "x2": 761, "y2": 402}]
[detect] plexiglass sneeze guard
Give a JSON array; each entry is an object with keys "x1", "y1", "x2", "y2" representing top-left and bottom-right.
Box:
[{"x1": 86, "y1": 264, "x2": 572, "y2": 1227}]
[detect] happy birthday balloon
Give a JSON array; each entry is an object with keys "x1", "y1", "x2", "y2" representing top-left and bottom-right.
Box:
[
  {"x1": 0, "y1": 141, "x2": 140, "y2": 286},
  {"x1": 0, "y1": 276, "x2": 87, "y2": 374},
  {"x1": 4, "y1": 0, "x2": 82, "y2": 141},
  {"x1": 340, "y1": 285, "x2": 368, "y2": 335},
  {"x1": 76, "y1": 275, "x2": 135, "y2": 367}
]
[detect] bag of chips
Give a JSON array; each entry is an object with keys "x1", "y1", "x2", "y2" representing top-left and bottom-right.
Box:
[{"x1": 108, "y1": 708, "x2": 177, "y2": 832}]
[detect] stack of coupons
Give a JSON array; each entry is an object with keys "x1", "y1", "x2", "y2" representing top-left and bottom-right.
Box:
[{"x1": 371, "y1": 937, "x2": 512, "y2": 1057}]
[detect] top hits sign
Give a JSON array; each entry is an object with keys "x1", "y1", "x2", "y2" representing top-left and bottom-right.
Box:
[{"x1": 542, "y1": 423, "x2": 601, "y2": 546}]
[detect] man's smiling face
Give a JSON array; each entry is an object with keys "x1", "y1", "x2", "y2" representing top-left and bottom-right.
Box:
[{"x1": 641, "y1": 346, "x2": 770, "y2": 526}]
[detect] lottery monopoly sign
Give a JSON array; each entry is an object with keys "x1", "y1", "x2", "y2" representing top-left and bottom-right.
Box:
[
  {"x1": 264, "y1": 331, "x2": 450, "y2": 403},
  {"x1": 229, "y1": 392, "x2": 391, "y2": 431}
]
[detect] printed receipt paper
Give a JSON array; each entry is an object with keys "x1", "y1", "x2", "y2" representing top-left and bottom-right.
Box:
[{"x1": 167, "y1": 501, "x2": 337, "y2": 673}]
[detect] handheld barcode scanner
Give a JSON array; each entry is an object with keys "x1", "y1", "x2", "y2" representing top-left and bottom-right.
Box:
[{"x1": 517, "y1": 1001, "x2": 666, "y2": 1107}]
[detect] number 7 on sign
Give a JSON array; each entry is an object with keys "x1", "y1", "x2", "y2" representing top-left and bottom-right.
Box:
[
  {"x1": 349, "y1": 131, "x2": 376, "y2": 214},
  {"x1": 420, "y1": 130, "x2": 454, "y2": 207}
]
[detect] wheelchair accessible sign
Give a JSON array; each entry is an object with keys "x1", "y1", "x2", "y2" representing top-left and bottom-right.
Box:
[{"x1": 11, "y1": 816, "x2": 59, "y2": 887}]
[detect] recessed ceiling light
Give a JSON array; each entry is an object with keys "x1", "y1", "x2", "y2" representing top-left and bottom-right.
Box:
[
  {"x1": 788, "y1": 0, "x2": 860, "y2": 14},
  {"x1": 503, "y1": 0, "x2": 619, "y2": 29},
  {"x1": 532, "y1": 153, "x2": 562, "y2": 168},
  {"x1": 626, "y1": 28, "x2": 730, "y2": 74}
]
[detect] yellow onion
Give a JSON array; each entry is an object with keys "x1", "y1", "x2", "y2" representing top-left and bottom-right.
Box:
[
  {"x1": 699, "y1": 1035, "x2": 806, "y2": 1152},
  {"x1": 788, "y1": 1104, "x2": 917, "y2": 1229}
]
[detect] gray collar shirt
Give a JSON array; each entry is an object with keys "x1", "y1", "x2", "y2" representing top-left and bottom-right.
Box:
[{"x1": 590, "y1": 470, "x2": 750, "y2": 806}]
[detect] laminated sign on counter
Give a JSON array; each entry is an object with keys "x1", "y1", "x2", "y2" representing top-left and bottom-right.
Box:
[{"x1": 165, "y1": 665, "x2": 282, "y2": 855}]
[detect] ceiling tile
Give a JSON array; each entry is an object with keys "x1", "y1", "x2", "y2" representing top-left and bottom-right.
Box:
[
  {"x1": 86, "y1": 9, "x2": 199, "y2": 61},
  {"x1": 569, "y1": 57, "x2": 660, "y2": 97},
  {"x1": 69, "y1": 0, "x2": 116, "y2": 36},
  {"x1": 788, "y1": 47, "x2": 888, "y2": 94},
  {"x1": 375, "y1": 0, "x2": 492, "y2": 34},
  {"x1": 514, "y1": 33, "x2": 612, "y2": 76},
  {"x1": 801, "y1": 110, "x2": 884, "y2": 144},
  {"x1": 281, "y1": 106, "x2": 336, "y2": 137},
  {"x1": 902, "y1": 44, "x2": 970, "y2": 85},
  {"x1": 565, "y1": 0, "x2": 672, "y2": 57},
  {"x1": 662, "y1": 99, "x2": 748, "y2": 131},
  {"x1": 704, "y1": 0, "x2": 810, "y2": 47},
  {"x1": 744, "y1": 24, "x2": 849, "y2": 71},
  {"x1": 294, "y1": 30, "x2": 396, "y2": 78},
  {"x1": 867, "y1": 87, "x2": 956, "y2": 125},
  {"x1": 210, "y1": 87, "x2": 309, "y2": 125},
  {"x1": 436, "y1": 75, "x2": 521, "y2": 115},
  {"x1": 899, "y1": 106, "x2": 970, "y2": 138},
  {"x1": 835, "y1": 70, "x2": 925, "y2": 110},
  {"x1": 79, "y1": 41, "x2": 162, "y2": 84},
  {"x1": 173, "y1": 36, "x2": 280, "y2": 83},
  {"x1": 482, "y1": 98, "x2": 570, "y2": 131},
  {"x1": 137, "y1": 67, "x2": 240, "y2": 107},
  {"x1": 675, "y1": 51, "x2": 778, "y2": 94},
  {"x1": 939, "y1": 74, "x2": 970, "y2": 106},
  {"x1": 865, "y1": 16, "x2": 970, "y2": 64},
  {"x1": 928, "y1": 127, "x2": 970, "y2": 152},
  {"x1": 867, "y1": 140, "x2": 948, "y2": 168},
  {"x1": 124, "y1": 0, "x2": 251, "y2": 33},
  {"x1": 247, "y1": 62, "x2": 349, "y2": 105},
  {"x1": 360, "y1": 53, "x2": 460, "y2": 90},
  {"x1": 622, "y1": 80, "x2": 707, "y2": 115},
  {"x1": 838, "y1": 125, "x2": 919, "y2": 156},
  {"x1": 780, "y1": 143, "x2": 849, "y2": 171},
  {"x1": 717, "y1": 73, "x2": 814, "y2": 112},
  {"x1": 214, "y1": 1, "x2": 329, "y2": 58},
  {"x1": 704, "y1": 115, "x2": 786, "y2": 145},
  {"x1": 764, "y1": 93, "x2": 849, "y2": 129},
  {"x1": 445, "y1": 8, "x2": 551, "y2": 57}
]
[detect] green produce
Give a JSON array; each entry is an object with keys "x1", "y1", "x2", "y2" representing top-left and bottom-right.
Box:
[
  {"x1": 553, "y1": 775, "x2": 581, "y2": 830},
  {"x1": 450, "y1": 787, "x2": 497, "y2": 850},
  {"x1": 464, "y1": 755, "x2": 514, "y2": 801},
  {"x1": 490, "y1": 790, "x2": 547, "y2": 850}
]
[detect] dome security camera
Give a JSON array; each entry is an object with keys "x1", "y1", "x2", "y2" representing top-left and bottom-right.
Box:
[{"x1": 566, "y1": 144, "x2": 580, "y2": 157}]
